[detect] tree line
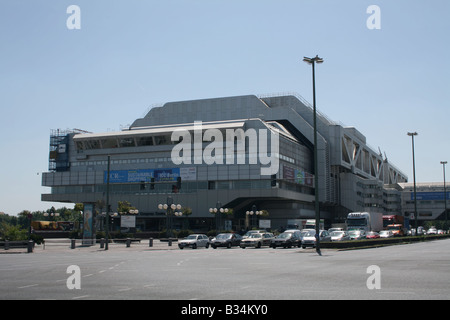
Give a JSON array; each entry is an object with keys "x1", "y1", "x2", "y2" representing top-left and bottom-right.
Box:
[{"x1": 0, "y1": 204, "x2": 83, "y2": 241}]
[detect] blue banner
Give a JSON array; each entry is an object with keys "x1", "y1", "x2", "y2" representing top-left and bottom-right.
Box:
[
  {"x1": 104, "y1": 168, "x2": 180, "y2": 184},
  {"x1": 411, "y1": 192, "x2": 450, "y2": 201}
]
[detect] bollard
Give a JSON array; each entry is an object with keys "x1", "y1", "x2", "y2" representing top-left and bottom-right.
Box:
[
  {"x1": 71, "y1": 239, "x2": 76, "y2": 249},
  {"x1": 100, "y1": 238, "x2": 105, "y2": 249},
  {"x1": 149, "y1": 238, "x2": 153, "y2": 247},
  {"x1": 5, "y1": 240, "x2": 9, "y2": 250},
  {"x1": 168, "y1": 238, "x2": 172, "y2": 246},
  {"x1": 28, "y1": 240, "x2": 34, "y2": 253},
  {"x1": 126, "y1": 238, "x2": 131, "y2": 248}
]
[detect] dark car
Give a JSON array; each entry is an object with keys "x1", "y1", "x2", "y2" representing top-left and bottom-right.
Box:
[
  {"x1": 210, "y1": 233, "x2": 242, "y2": 249},
  {"x1": 271, "y1": 231, "x2": 301, "y2": 248}
]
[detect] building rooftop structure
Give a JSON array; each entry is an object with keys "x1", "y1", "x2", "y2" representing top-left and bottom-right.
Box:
[{"x1": 42, "y1": 93, "x2": 413, "y2": 232}]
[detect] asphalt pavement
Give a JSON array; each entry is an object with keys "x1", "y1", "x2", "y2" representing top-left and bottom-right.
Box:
[{"x1": 1, "y1": 238, "x2": 450, "y2": 302}]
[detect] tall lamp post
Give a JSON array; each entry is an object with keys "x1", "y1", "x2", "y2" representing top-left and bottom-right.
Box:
[
  {"x1": 209, "y1": 201, "x2": 229, "y2": 231},
  {"x1": 407, "y1": 132, "x2": 418, "y2": 232},
  {"x1": 246, "y1": 205, "x2": 262, "y2": 230},
  {"x1": 158, "y1": 197, "x2": 182, "y2": 239},
  {"x1": 105, "y1": 155, "x2": 111, "y2": 250},
  {"x1": 303, "y1": 55, "x2": 324, "y2": 256},
  {"x1": 441, "y1": 161, "x2": 448, "y2": 228}
]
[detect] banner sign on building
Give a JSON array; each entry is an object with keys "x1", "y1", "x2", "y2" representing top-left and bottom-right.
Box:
[
  {"x1": 411, "y1": 192, "x2": 450, "y2": 201},
  {"x1": 82, "y1": 203, "x2": 94, "y2": 246},
  {"x1": 104, "y1": 167, "x2": 196, "y2": 184},
  {"x1": 283, "y1": 166, "x2": 314, "y2": 187}
]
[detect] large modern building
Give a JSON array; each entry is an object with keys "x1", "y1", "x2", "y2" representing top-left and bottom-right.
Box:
[
  {"x1": 400, "y1": 182, "x2": 449, "y2": 222},
  {"x1": 42, "y1": 94, "x2": 412, "y2": 233}
]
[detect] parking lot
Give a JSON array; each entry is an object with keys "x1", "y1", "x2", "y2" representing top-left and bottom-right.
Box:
[{"x1": 1, "y1": 238, "x2": 450, "y2": 301}]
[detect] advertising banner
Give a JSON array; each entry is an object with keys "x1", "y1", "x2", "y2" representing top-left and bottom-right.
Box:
[
  {"x1": 82, "y1": 203, "x2": 94, "y2": 246},
  {"x1": 411, "y1": 192, "x2": 450, "y2": 201},
  {"x1": 283, "y1": 165, "x2": 314, "y2": 187},
  {"x1": 104, "y1": 167, "x2": 196, "y2": 183}
]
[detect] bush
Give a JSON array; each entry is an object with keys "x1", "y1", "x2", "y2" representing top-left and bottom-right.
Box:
[
  {"x1": 30, "y1": 233, "x2": 44, "y2": 245},
  {"x1": 177, "y1": 229, "x2": 193, "y2": 238},
  {"x1": 1, "y1": 224, "x2": 28, "y2": 241}
]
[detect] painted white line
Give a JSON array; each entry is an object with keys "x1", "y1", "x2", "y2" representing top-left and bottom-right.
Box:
[{"x1": 18, "y1": 284, "x2": 38, "y2": 289}]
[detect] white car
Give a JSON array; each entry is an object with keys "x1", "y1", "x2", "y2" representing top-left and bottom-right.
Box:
[
  {"x1": 329, "y1": 231, "x2": 349, "y2": 241},
  {"x1": 379, "y1": 230, "x2": 394, "y2": 238},
  {"x1": 178, "y1": 234, "x2": 210, "y2": 249}
]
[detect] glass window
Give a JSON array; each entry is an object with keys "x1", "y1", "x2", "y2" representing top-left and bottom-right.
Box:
[
  {"x1": 154, "y1": 135, "x2": 169, "y2": 145},
  {"x1": 76, "y1": 141, "x2": 84, "y2": 150},
  {"x1": 119, "y1": 138, "x2": 136, "y2": 148},
  {"x1": 85, "y1": 140, "x2": 100, "y2": 150},
  {"x1": 101, "y1": 138, "x2": 118, "y2": 149},
  {"x1": 137, "y1": 136, "x2": 154, "y2": 146}
]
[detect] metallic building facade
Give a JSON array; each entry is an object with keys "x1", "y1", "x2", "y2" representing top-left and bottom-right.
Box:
[{"x1": 42, "y1": 94, "x2": 409, "y2": 231}]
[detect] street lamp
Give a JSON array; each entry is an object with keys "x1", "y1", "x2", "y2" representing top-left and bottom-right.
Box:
[
  {"x1": 246, "y1": 205, "x2": 262, "y2": 230},
  {"x1": 209, "y1": 201, "x2": 229, "y2": 231},
  {"x1": 43, "y1": 212, "x2": 60, "y2": 221},
  {"x1": 441, "y1": 161, "x2": 448, "y2": 228},
  {"x1": 158, "y1": 197, "x2": 182, "y2": 238},
  {"x1": 101, "y1": 211, "x2": 118, "y2": 231},
  {"x1": 303, "y1": 55, "x2": 324, "y2": 256},
  {"x1": 407, "y1": 132, "x2": 418, "y2": 232}
]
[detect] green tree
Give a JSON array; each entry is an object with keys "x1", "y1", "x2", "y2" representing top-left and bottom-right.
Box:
[
  {"x1": 118, "y1": 201, "x2": 136, "y2": 214},
  {"x1": 0, "y1": 222, "x2": 27, "y2": 241}
]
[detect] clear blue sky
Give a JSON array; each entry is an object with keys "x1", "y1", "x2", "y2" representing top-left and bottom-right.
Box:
[{"x1": 1, "y1": 0, "x2": 449, "y2": 215}]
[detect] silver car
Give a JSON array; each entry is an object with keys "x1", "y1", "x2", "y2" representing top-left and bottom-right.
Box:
[
  {"x1": 301, "y1": 229, "x2": 331, "y2": 248},
  {"x1": 178, "y1": 234, "x2": 210, "y2": 249},
  {"x1": 240, "y1": 232, "x2": 274, "y2": 248}
]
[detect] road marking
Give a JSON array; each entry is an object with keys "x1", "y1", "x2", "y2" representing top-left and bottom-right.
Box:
[
  {"x1": 72, "y1": 295, "x2": 90, "y2": 300},
  {"x1": 18, "y1": 284, "x2": 38, "y2": 289}
]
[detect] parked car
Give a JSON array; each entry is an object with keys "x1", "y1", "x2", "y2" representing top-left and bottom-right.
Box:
[
  {"x1": 301, "y1": 230, "x2": 331, "y2": 248},
  {"x1": 437, "y1": 229, "x2": 444, "y2": 235},
  {"x1": 178, "y1": 234, "x2": 210, "y2": 249},
  {"x1": 348, "y1": 230, "x2": 366, "y2": 240},
  {"x1": 379, "y1": 230, "x2": 394, "y2": 238},
  {"x1": 210, "y1": 233, "x2": 242, "y2": 248},
  {"x1": 417, "y1": 226, "x2": 426, "y2": 235},
  {"x1": 299, "y1": 229, "x2": 311, "y2": 241},
  {"x1": 329, "y1": 231, "x2": 350, "y2": 241},
  {"x1": 328, "y1": 227, "x2": 344, "y2": 233},
  {"x1": 366, "y1": 231, "x2": 380, "y2": 239},
  {"x1": 427, "y1": 227, "x2": 438, "y2": 235},
  {"x1": 240, "y1": 232, "x2": 274, "y2": 248},
  {"x1": 271, "y1": 231, "x2": 301, "y2": 248},
  {"x1": 242, "y1": 230, "x2": 265, "y2": 239}
]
